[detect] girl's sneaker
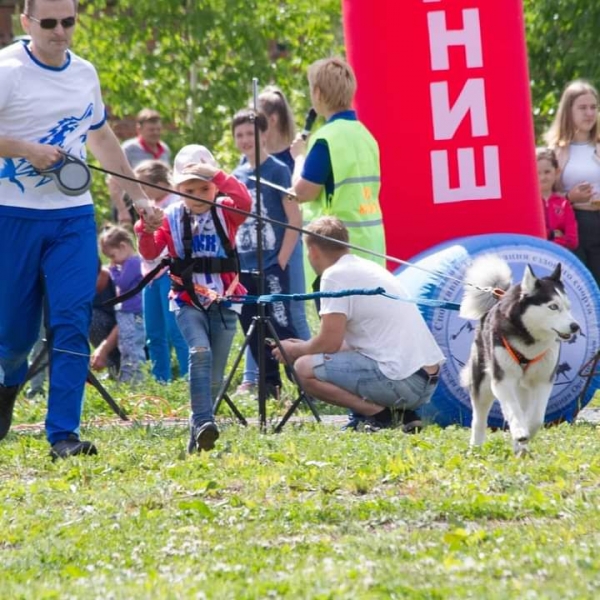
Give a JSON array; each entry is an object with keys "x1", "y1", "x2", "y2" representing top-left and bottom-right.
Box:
[{"x1": 188, "y1": 421, "x2": 220, "y2": 453}]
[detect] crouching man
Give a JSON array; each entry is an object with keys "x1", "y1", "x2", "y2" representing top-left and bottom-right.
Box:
[{"x1": 272, "y1": 216, "x2": 445, "y2": 432}]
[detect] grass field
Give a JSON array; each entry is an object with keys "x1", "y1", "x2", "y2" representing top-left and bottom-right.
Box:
[{"x1": 2, "y1": 368, "x2": 600, "y2": 599}]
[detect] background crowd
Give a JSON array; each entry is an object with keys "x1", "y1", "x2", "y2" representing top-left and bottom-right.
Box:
[{"x1": 1, "y1": 0, "x2": 599, "y2": 459}]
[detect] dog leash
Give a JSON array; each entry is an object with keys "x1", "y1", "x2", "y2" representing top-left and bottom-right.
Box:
[{"x1": 87, "y1": 162, "x2": 498, "y2": 300}]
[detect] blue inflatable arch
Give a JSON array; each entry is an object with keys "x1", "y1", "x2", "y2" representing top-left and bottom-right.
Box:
[{"x1": 395, "y1": 234, "x2": 600, "y2": 428}]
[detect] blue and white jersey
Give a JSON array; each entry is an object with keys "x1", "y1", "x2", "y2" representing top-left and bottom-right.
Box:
[
  {"x1": 0, "y1": 41, "x2": 106, "y2": 213},
  {"x1": 166, "y1": 202, "x2": 229, "y2": 310}
]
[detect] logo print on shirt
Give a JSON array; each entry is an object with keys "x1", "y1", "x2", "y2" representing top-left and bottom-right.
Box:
[
  {"x1": 0, "y1": 104, "x2": 94, "y2": 192},
  {"x1": 193, "y1": 234, "x2": 218, "y2": 253},
  {"x1": 236, "y1": 188, "x2": 277, "y2": 252}
]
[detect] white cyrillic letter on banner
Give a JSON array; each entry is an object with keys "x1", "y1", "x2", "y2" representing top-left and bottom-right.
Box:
[
  {"x1": 430, "y1": 79, "x2": 488, "y2": 140},
  {"x1": 427, "y1": 9, "x2": 483, "y2": 71},
  {"x1": 431, "y1": 146, "x2": 501, "y2": 203}
]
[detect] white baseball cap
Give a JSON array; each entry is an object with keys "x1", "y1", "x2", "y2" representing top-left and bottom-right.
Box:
[{"x1": 172, "y1": 144, "x2": 218, "y2": 184}]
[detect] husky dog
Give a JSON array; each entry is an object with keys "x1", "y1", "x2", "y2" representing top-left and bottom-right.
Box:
[{"x1": 460, "y1": 256, "x2": 580, "y2": 455}]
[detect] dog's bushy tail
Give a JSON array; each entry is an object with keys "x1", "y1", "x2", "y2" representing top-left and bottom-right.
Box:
[{"x1": 459, "y1": 255, "x2": 512, "y2": 320}]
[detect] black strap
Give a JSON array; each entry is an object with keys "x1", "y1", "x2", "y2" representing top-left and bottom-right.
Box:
[
  {"x1": 102, "y1": 257, "x2": 170, "y2": 307},
  {"x1": 170, "y1": 256, "x2": 239, "y2": 275},
  {"x1": 182, "y1": 207, "x2": 193, "y2": 260},
  {"x1": 176, "y1": 206, "x2": 238, "y2": 310},
  {"x1": 105, "y1": 206, "x2": 239, "y2": 310},
  {"x1": 211, "y1": 204, "x2": 236, "y2": 259}
]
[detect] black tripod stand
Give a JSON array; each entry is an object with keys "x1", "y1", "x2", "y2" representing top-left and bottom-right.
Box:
[
  {"x1": 214, "y1": 311, "x2": 321, "y2": 431},
  {"x1": 577, "y1": 349, "x2": 600, "y2": 416},
  {"x1": 21, "y1": 338, "x2": 129, "y2": 421},
  {"x1": 213, "y1": 78, "x2": 320, "y2": 431}
]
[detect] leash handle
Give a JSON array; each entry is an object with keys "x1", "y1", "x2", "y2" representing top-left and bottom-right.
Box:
[
  {"x1": 37, "y1": 150, "x2": 78, "y2": 174},
  {"x1": 36, "y1": 151, "x2": 92, "y2": 197}
]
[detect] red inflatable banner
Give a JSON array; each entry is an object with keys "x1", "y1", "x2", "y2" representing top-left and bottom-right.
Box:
[{"x1": 342, "y1": 0, "x2": 544, "y2": 263}]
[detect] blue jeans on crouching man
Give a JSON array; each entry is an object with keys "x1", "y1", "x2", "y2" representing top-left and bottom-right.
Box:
[
  {"x1": 175, "y1": 303, "x2": 238, "y2": 426},
  {"x1": 312, "y1": 351, "x2": 438, "y2": 411}
]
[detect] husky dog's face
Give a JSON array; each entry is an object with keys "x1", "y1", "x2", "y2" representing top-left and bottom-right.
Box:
[{"x1": 519, "y1": 263, "x2": 580, "y2": 341}]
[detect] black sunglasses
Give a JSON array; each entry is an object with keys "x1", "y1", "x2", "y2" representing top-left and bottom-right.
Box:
[{"x1": 27, "y1": 15, "x2": 76, "y2": 30}]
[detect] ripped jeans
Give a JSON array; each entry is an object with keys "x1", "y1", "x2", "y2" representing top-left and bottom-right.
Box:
[{"x1": 175, "y1": 303, "x2": 238, "y2": 425}]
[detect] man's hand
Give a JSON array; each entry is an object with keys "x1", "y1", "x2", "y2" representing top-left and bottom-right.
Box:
[
  {"x1": 272, "y1": 338, "x2": 305, "y2": 364},
  {"x1": 25, "y1": 143, "x2": 63, "y2": 171}
]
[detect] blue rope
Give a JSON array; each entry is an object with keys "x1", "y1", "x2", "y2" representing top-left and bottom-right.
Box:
[
  {"x1": 227, "y1": 287, "x2": 460, "y2": 311},
  {"x1": 380, "y1": 292, "x2": 460, "y2": 311}
]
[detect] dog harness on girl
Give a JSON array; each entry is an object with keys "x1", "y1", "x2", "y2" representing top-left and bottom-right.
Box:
[
  {"x1": 169, "y1": 206, "x2": 239, "y2": 309},
  {"x1": 104, "y1": 205, "x2": 239, "y2": 309}
]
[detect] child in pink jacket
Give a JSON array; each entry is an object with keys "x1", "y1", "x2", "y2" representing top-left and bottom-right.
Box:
[{"x1": 537, "y1": 148, "x2": 579, "y2": 250}]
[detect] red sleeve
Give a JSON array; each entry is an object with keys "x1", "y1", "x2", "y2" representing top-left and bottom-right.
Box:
[
  {"x1": 135, "y1": 217, "x2": 175, "y2": 259},
  {"x1": 556, "y1": 199, "x2": 579, "y2": 250},
  {"x1": 211, "y1": 170, "x2": 252, "y2": 227}
]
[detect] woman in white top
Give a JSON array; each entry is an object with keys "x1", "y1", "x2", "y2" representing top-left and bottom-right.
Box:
[{"x1": 545, "y1": 79, "x2": 600, "y2": 285}]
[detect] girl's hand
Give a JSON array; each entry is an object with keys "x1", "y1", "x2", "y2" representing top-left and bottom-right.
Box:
[
  {"x1": 141, "y1": 206, "x2": 164, "y2": 232},
  {"x1": 568, "y1": 182, "x2": 593, "y2": 203},
  {"x1": 117, "y1": 207, "x2": 133, "y2": 226},
  {"x1": 278, "y1": 255, "x2": 289, "y2": 270},
  {"x1": 180, "y1": 163, "x2": 219, "y2": 180},
  {"x1": 90, "y1": 344, "x2": 109, "y2": 371}
]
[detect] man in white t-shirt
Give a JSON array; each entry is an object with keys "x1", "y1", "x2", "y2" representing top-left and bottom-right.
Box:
[
  {"x1": 272, "y1": 216, "x2": 445, "y2": 431},
  {"x1": 0, "y1": 0, "x2": 158, "y2": 459}
]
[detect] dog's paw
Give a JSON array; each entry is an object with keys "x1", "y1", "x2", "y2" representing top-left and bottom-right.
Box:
[{"x1": 513, "y1": 437, "x2": 531, "y2": 458}]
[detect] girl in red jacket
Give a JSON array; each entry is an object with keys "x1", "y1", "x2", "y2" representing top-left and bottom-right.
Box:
[
  {"x1": 136, "y1": 145, "x2": 251, "y2": 454},
  {"x1": 537, "y1": 148, "x2": 579, "y2": 250}
]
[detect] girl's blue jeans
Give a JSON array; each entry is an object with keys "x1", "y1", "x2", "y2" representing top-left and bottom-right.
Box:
[
  {"x1": 241, "y1": 241, "x2": 310, "y2": 384},
  {"x1": 175, "y1": 303, "x2": 237, "y2": 425}
]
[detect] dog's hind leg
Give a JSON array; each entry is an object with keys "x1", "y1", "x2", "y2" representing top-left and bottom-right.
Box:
[{"x1": 470, "y1": 385, "x2": 495, "y2": 446}]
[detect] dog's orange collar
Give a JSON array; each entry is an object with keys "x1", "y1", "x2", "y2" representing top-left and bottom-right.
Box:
[{"x1": 501, "y1": 336, "x2": 548, "y2": 371}]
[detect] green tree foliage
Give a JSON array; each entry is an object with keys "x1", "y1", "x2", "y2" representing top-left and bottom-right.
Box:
[
  {"x1": 74, "y1": 1, "x2": 600, "y2": 157},
  {"x1": 524, "y1": 0, "x2": 600, "y2": 140},
  {"x1": 62, "y1": 0, "x2": 342, "y2": 219},
  {"x1": 75, "y1": 0, "x2": 343, "y2": 164}
]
